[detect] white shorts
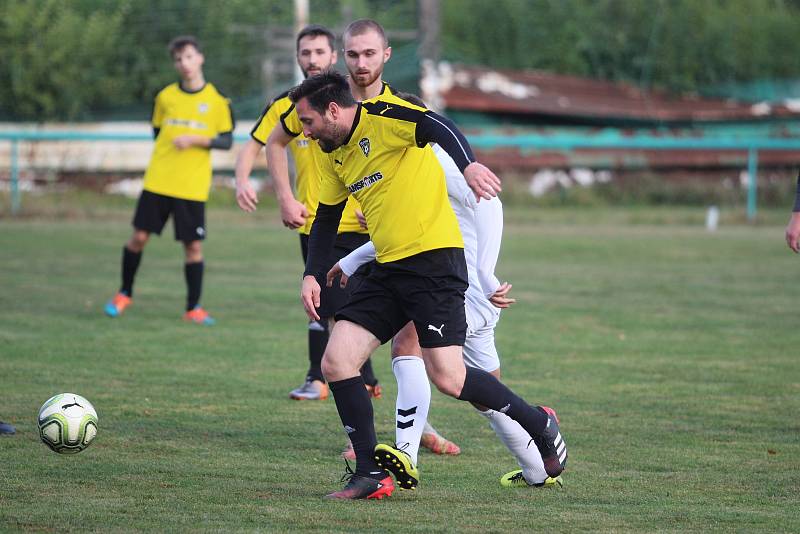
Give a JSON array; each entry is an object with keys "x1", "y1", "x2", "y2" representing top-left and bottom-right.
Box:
[{"x1": 463, "y1": 322, "x2": 500, "y2": 373}]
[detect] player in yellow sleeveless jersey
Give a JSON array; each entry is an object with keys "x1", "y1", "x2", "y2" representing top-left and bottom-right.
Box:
[
  {"x1": 234, "y1": 25, "x2": 381, "y2": 401},
  {"x1": 292, "y1": 71, "x2": 569, "y2": 500},
  {"x1": 104, "y1": 36, "x2": 234, "y2": 325}
]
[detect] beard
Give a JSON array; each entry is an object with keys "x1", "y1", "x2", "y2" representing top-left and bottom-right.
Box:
[
  {"x1": 349, "y1": 64, "x2": 383, "y2": 88},
  {"x1": 301, "y1": 64, "x2": 329, "y2": 79},
  {"x1": 316, "y1": 119, "x2": 346, "y2": 153}
]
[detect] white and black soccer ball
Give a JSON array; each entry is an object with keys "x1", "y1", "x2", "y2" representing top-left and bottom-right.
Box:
[{"x1": 37, "y1": 393, "x2": 98, "y2": 454}]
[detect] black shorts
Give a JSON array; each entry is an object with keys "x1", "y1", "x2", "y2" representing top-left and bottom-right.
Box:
[
  {"x1": 335, "y1": 248, "x2": 468, "y2": 348},
  {"x1": 300, "y1": 232, "x2": 371, "y2": 318},
  {"x1": 132, "y1": 190, "x2": 206, "y2": 242}
]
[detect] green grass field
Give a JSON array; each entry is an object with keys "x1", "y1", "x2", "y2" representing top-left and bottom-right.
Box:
[{"x1": 1, "y1": 199, "x2": 799, "y2": 532}]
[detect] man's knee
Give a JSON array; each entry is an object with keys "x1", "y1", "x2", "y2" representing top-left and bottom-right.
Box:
[
  {"x1": 423, "y1": 345, "x2": 467, "y2": 398},
  {"x1": 128, "y1": 230, "x2": 150, "y2": 252},
  {"x1": 320, "y1": 351, "x2": 338, "y2": 380},
  {"x1": 426, "y1": 368, "x2": 464, "y2": 398},
  {"x1": 183, "y1": 240, "x2": 203, "y2": 262}
]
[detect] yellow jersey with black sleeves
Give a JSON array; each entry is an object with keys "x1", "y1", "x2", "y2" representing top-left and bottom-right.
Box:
[
  {"x1": 143, "y1": 82, "x2": 233, "y2": 202},
  {"x1": 269, "y1": 93, "x2": 366, "y2": 236},
  {"x1": 316, "y1": 100, "x2": 464, "y2": 263}
]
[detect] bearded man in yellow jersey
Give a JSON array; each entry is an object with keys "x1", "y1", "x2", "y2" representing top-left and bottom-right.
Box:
[
  {"x1": 267, "y1": 19, "x2": 461, "y2": 456},
  {"x1": 104, "y1": 36, "x2": 234, "y2": 325},
  {"x1": 267, "y1": 20, "x2": 460, "y2": 459},
  {"x1": 292, "y1": 71, "x2": 568, "y2": 500},
  {"x1": 234, "y1": 25, "x2": 381, "y2": 401}
]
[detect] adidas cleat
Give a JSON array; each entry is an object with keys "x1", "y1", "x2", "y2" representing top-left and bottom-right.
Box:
[
  {"x1": 500, "y1": 469, "x2": 563, "y2": 488},
  {"x1": 104, "y1": 292, "x2": 132, "y2": 317},
  {"x1": 542, "y1": 405, "x2": 560, "y2": 424},
  {"x1": 530, "y1": 406, "x2": 567, "y2": 478},
  {"x1": 420, "y1": 432, "x2": 461, "y2": 455},
  {"x1": 325, "y1": 474, "x2": 394, "y2": 500},
  {"x1": 183, "y1": 306, "x2": 215, "y2": 325},
  {"x1": 374, "y1": 443, "x2": 419, "y2": 490},
  {"x1": 289, "y1": 379, "x2": 329, "y2": 401}
]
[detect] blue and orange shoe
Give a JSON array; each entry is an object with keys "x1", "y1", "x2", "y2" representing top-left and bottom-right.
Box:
[
  {"x1": 325, "y1": 462, "x2": 394, "y2": 500},
  {"x1": 104, "y1": 292, "x2": 132, "y2": 318},
  {"x1": 183, "y1": 306, "x2": 215, "y2": 325}
]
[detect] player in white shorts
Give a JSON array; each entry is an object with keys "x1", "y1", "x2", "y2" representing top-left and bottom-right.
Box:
[{"x1": 330, "y1": 139, "x2": 561, "y2": 488}]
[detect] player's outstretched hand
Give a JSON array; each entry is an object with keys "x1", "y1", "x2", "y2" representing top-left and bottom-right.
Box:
[
  {"x1": 464, "y1": 162, "x2": 502, "y2": 202},
  {"x1": 236, "y1": 179, "x2": 259, "y2": 212},
  {"x1": 281, "y1": 198, "x2": 308, "y2": 229},
  {"x1": 326, "y1": 262, "x2": 350, "y2": 289},
  {"x1": 490, "y1": 282, "x2": 516, "y2": 308},
  {"x1": 301, "y1": 275, "x2": 322, "y2": 321},
  {"x1": 785, "y1": 212, "x2": 800, "y2": 253}
]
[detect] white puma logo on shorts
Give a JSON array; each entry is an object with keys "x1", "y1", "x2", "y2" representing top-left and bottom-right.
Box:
[{"x1": 427, "y1": 323, "x2": 444, "y2": 337}]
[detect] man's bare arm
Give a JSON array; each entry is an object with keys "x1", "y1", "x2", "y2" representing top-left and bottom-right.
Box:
[
  {"x1": 234, "y1": 139, "x2": 262, "y2": 212},
  {"x1": 265, "y1": 124, "x2": 308, "y2": 228}
]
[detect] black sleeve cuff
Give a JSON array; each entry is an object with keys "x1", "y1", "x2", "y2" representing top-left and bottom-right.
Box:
[
  {"x1": 209, "y1": 131, "x2": 233, "y2": 150},
  {"x1": 794, "y1": 171, "x2": 800, "y2": 212},
  {"x1": 304, "y1": 200, "x2": 347, "y2": 279}
]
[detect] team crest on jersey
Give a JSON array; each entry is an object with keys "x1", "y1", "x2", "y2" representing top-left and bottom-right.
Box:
[
  {"x1": 198, "y1": 103, "x2": 209, "y2": 114},
  {"x1": 359, "y1": 137, "x2": 370, "y2": 157}
]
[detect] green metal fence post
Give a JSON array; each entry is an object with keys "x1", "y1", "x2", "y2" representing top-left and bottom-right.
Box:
[{"x1": 747, "y1": 147, "x2": 758, "y2": 222}]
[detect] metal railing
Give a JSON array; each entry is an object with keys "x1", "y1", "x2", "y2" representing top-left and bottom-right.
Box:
[{"x1": 4, "y1": 130, "x2": 800, "y2": 219}]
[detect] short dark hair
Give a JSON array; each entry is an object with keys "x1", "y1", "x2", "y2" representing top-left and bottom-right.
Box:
[
  {"x1": 394, "y1": 91, "x2": 427, "y2": 108},
  {"x1": 344, "y1": 19, "x2": 387, "y2": 47},
  {"x1": 168, "y1": 35, "x2": 201, "y2": 57},
  {"x1": 296, "y1": 24, "x2": 336, "y2": 53},
  {"x1": 289, "y1": 71, "x2": 356, "y2": 114}
]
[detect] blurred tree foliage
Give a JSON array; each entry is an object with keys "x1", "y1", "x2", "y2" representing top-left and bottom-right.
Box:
[
  {"x1": 2, "y1": 0, "x2": 800, "y2": 121},
  {"x1": 442, "y1": 0, "x2": 800, "y2": 93}
]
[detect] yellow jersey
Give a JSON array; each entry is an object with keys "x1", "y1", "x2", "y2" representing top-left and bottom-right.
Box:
[
  {"x1": 256, "y1": 93, "x2": 365, "y2": 235},
  {"x1": 143, "y1": 82, "x2": 234, "y2": 202},
  {"x1": 315, "y1": 100, "x2": 463, "y2": 263}
]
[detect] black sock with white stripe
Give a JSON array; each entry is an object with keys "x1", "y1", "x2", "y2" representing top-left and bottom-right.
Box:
[
  {"x1": 457, "y1": 366, "x2": 548, "y2": 438},
  {"x1": 328, "y1": 376, "x2": 384, "y2": 479}
]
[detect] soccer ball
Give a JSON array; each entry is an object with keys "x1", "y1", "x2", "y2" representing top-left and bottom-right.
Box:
[{"x1": 37, "y1": 393, "x2": 98, "y2": 454}]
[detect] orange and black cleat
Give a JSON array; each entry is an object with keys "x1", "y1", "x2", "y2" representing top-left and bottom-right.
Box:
[
  {"x1": 325, "y1": 474, "x2": 394, "y2": 500},
  {"x1": 531, "y1": 406, "x2": 567, "y2": 478}
]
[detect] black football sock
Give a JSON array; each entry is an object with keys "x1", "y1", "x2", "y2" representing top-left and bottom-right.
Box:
[
  {"x1": 307, "y1": 319, "x2": 328, "y2": 383},
  {"x1": 359, "y1": 358, "x2": 378, "y2": 387},
  {"x1": 120, "y1": 246, "x2": 142, "y2": 297},
  {"x1": 329, "y1": 376, "x2": 384, "y2": 479},
  {"x1": 457, "y1": 366, "x2": 548, "y2": 438},
  {"x1": 184, "y1": 261, "x2": 203, "y2": 311}
]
